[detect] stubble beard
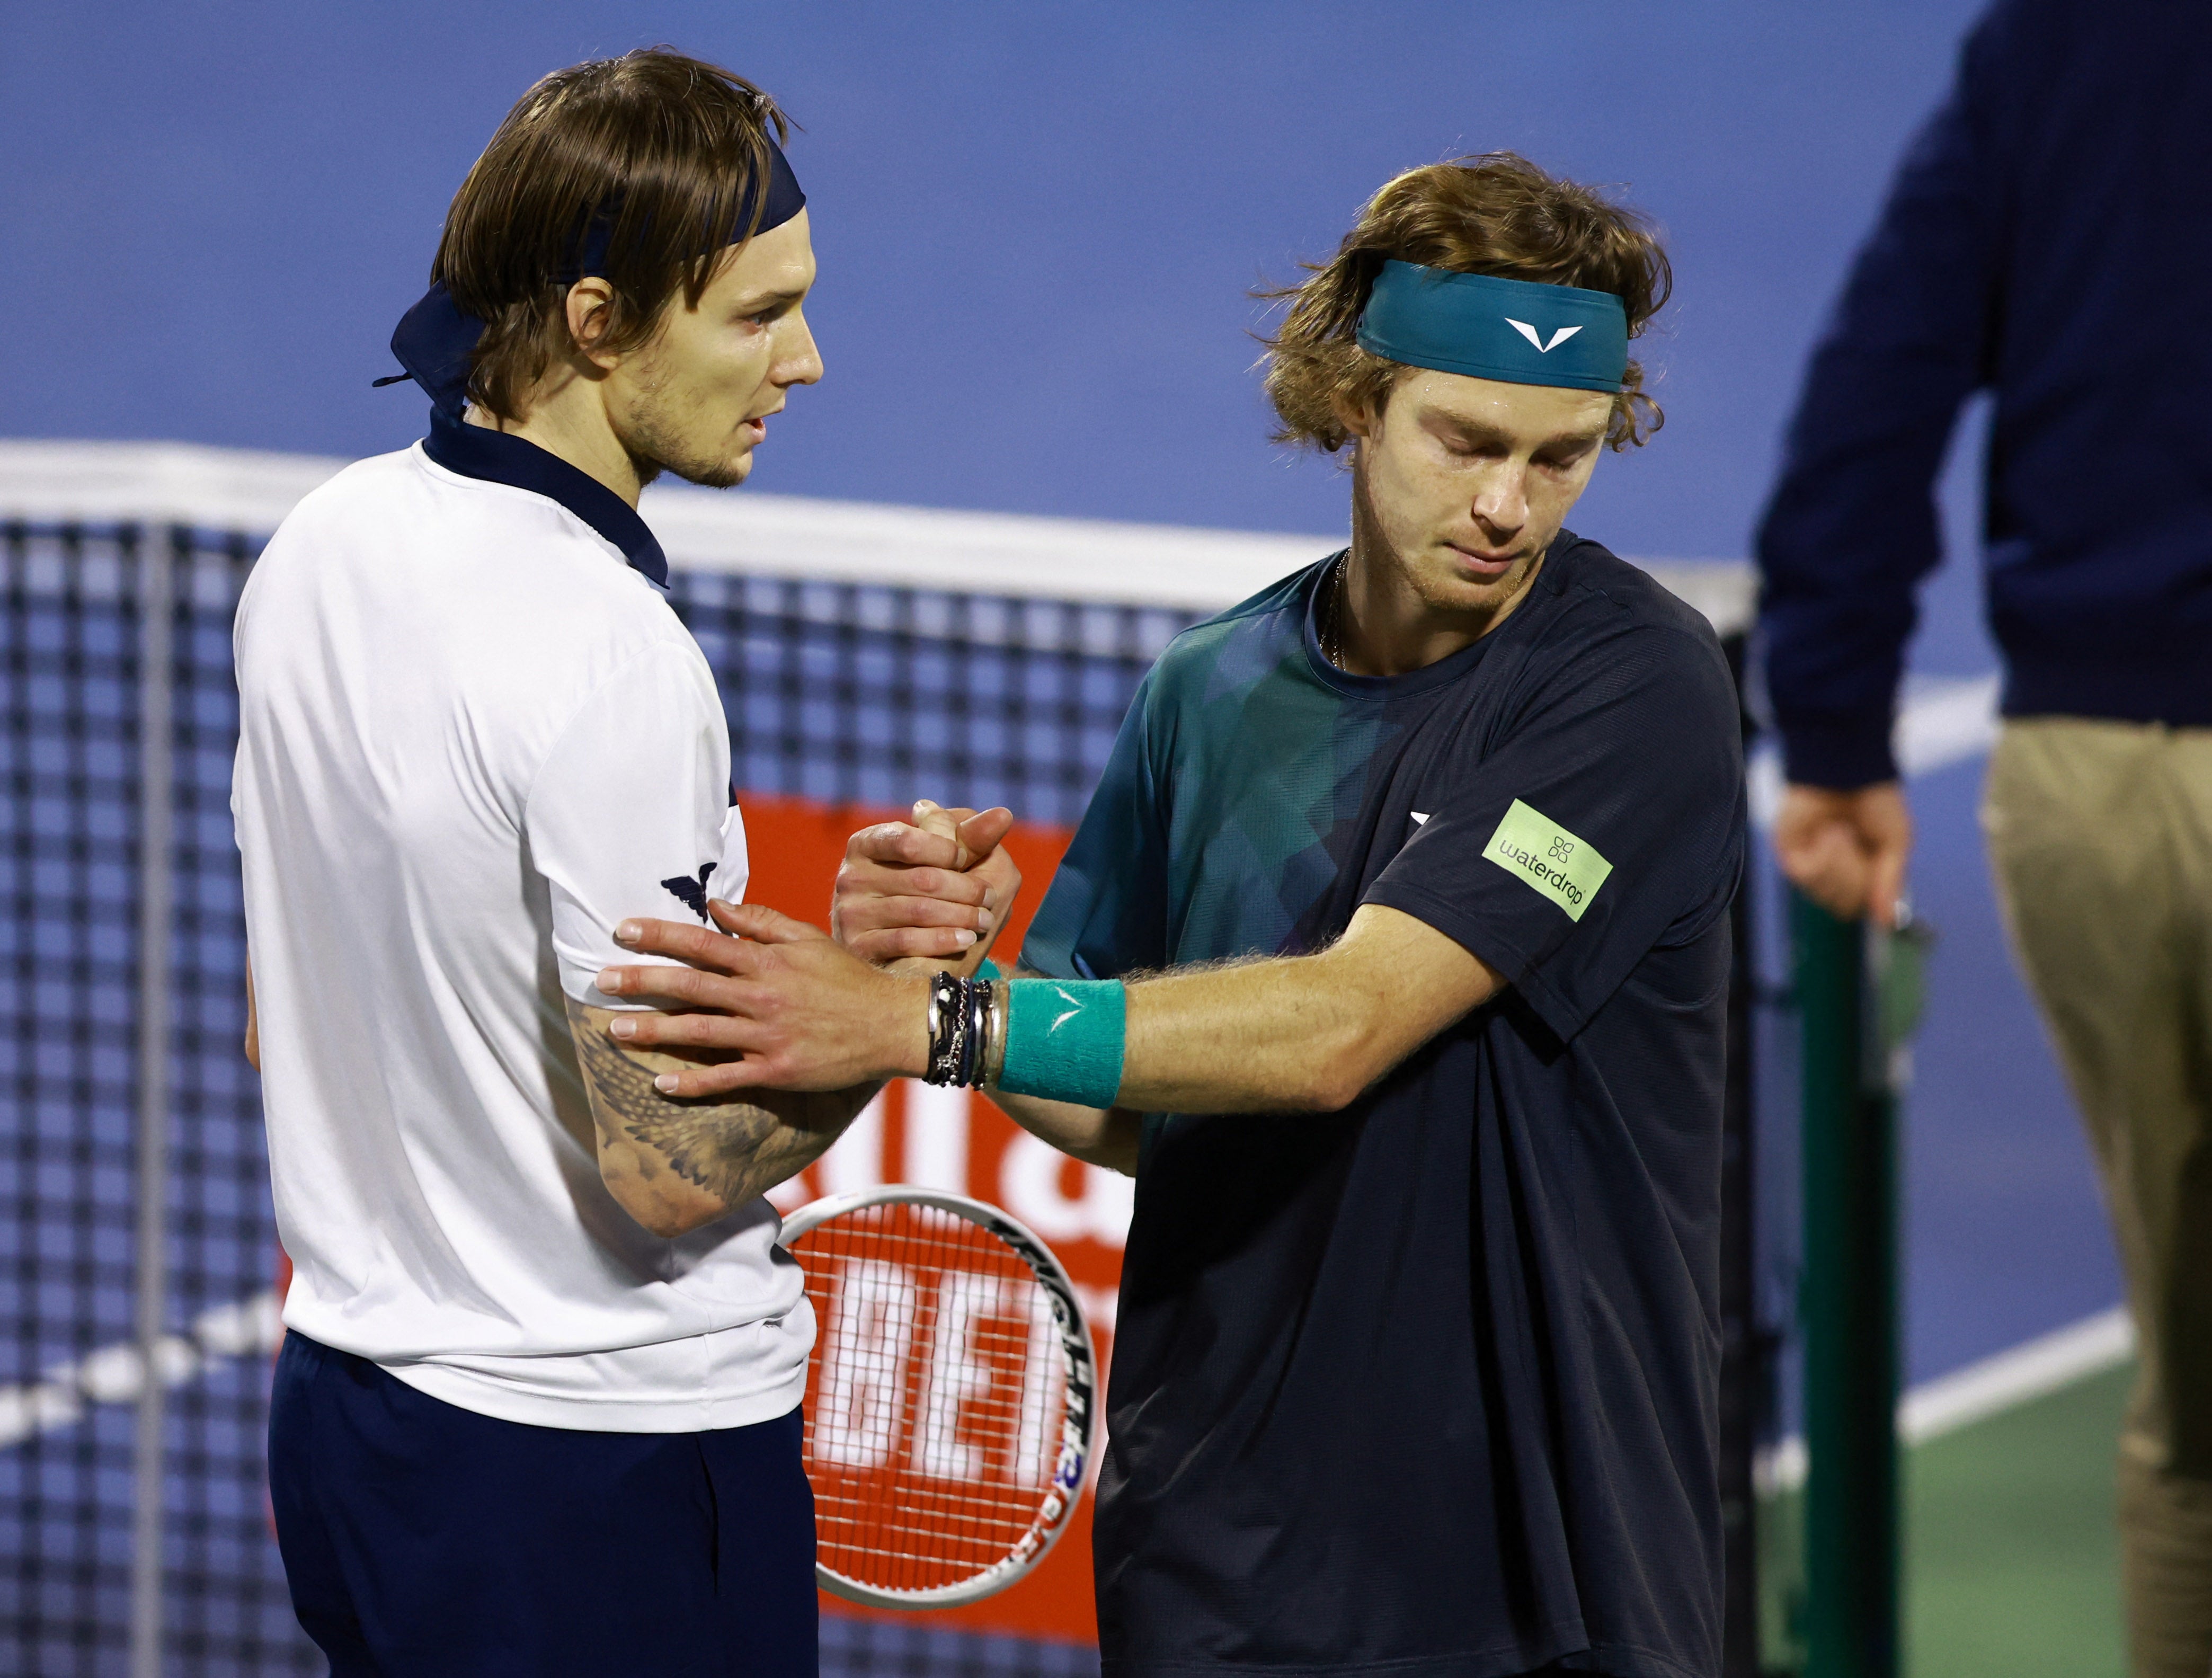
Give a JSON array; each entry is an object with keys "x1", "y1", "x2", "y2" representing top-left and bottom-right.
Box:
[
  {"x1": 1349, "y1": 451, "x2": 1547, "y2": 637},
  {"x1": 615, "y1": 362, "x2": 751, "y2": 492}
]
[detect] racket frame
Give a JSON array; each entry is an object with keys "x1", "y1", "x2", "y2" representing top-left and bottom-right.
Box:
[{"x1": 780, "y1": 1185, "x2": 1099, "y2": 1609}]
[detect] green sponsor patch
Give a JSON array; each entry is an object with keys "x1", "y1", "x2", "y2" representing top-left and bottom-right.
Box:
[{"x1": 1481, "y1": 799, "x2": 1612, "y2": 921}]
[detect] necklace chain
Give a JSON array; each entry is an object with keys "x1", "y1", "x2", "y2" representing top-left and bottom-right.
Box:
[{"x1": 1320, "y1": 557, "x2": 1349, "y2": 671}]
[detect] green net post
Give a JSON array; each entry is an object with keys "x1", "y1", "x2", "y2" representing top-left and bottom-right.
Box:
[{"x1": 1795, "y1": 892, "x2": 1930, "y2": 1678}]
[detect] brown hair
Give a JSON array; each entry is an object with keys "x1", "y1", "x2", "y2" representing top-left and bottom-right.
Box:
[
  {"x1": 432, "y1": 48, "x2": 792, "y2": 421},
  {"x1": 1260, "y1": 154, "x2": 1671, "y2": 453}
]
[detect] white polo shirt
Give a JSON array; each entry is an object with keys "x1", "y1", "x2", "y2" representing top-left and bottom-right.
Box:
[{"x1": 232, "y1": 415, "x2": 811, "y2": 1432}]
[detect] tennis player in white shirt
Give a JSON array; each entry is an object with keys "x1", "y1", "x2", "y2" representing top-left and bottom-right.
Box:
[{"x1": 233, "y1": 48, "x2": 1007, "y2": 1676}]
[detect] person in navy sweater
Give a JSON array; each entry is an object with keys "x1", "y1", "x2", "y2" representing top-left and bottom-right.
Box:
[{"x1": 1755, "y1": 5, "x2": 2212, "y2": 1673}]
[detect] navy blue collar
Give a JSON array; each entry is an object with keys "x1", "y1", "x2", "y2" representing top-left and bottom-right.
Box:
[{"x1": 421, "y1": 408, "x2": 669, "y2": 589}]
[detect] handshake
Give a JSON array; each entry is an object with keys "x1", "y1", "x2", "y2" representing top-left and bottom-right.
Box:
[{"x1": 594, "y1": 800, "x2": 1023, "y2": 1100}]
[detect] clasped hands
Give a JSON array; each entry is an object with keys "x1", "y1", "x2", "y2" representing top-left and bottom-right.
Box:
[{"x1": 594, "y1": 801, "x2": 1020, "y2": 1099}]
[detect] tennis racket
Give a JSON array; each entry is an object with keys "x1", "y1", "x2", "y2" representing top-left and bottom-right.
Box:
[{"x1": 779, "y1": 1185, "x2": 1098, "y2": 1608}]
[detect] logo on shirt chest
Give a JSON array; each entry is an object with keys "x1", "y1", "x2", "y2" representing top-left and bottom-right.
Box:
[{"x1": 660, "y1": 863, "x2": 716, "y2": 923}]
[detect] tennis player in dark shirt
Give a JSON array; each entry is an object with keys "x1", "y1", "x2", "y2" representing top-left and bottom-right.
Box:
[{"x1": 598, "y1": 155, "x2": 1746, "y2": 1678}]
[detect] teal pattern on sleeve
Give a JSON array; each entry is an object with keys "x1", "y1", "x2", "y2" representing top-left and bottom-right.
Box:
[{"x1": 1023, "y1": 559, "x2": 1408, "y2": 983}]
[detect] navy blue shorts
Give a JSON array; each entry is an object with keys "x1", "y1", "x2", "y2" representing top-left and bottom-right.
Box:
[{"x1": 269, "y1": 1331, "x2": 818, "y2": 1678}]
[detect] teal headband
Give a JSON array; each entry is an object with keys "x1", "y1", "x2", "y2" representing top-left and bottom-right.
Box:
[{"x1": 1355, "y1": 260, "x2": 1629, "y2": 393}]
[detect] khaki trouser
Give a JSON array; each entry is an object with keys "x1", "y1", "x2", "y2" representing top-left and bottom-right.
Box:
[{"x1": 1983, "y1": 718, "x2": 2212, "y2": 1678}]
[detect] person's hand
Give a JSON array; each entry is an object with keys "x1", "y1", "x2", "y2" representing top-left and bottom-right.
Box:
[
  {"x1": 831, "y1": 801, "x2": 1022, "y2": 967},
  {"x1": 1772, "y1": 780, "x2": 1913, "y2": 929},
  {"x1": 595, "y1": 902, "x2": 928, "y2": 1096}
]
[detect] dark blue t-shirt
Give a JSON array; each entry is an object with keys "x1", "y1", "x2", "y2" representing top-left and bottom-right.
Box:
[{"x1": 1023, "y1": 535, "x2": 1746, "y2": 1678}]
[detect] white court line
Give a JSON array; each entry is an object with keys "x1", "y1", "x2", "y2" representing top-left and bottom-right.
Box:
[
  {"x1": 1894, "y1": 672, "x2": 2003, "y2": 779},
  {"x1": 0, "y1": 1290, "x2": 283, "y2": 1449},
  {"x1": 1755, "y1": 1304, "x2": 2135, "y2": 1497}
]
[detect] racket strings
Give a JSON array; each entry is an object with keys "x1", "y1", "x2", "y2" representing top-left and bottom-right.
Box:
[{"x1": 794, "y1": 1203, "x2": 1074, "y2": 1594}]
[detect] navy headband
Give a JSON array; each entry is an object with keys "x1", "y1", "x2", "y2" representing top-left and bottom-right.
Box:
[
  {"x1": 1355, "y1": 261, "x2": 1628, "y2": 393},
  {"x1": 381, "y1": 137, "x2": 805, "y2": 418}
]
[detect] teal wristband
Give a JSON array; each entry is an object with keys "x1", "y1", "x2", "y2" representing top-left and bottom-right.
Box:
[
  {"x1": 998, "y1": 978, "x2": 1126, "y2": 1109},
  {"x1": 978, "y1": 958, "x2": 1002, "y2": 980}
]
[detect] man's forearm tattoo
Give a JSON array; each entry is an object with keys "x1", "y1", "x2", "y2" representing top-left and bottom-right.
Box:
[{"x1": 567, "y1": 1004, "x2": 816, "y2": 1208}]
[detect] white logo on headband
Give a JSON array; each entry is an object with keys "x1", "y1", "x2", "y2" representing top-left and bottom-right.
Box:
[{"x1": 1505, "y1": 319, "x2": 1584, "y2": 354}]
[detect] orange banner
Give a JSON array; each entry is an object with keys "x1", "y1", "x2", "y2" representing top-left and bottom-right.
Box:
[{"x1": 740, "y1": 795, "x2": 1111, "y2": 1646}]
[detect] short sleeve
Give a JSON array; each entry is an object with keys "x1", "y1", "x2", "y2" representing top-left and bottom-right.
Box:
[
  {"x1": 525, "y1": 642, "x2": 747, "y2": 1009},
  {"x1": 1020, "y1": 672, "x2": 1170, "y2": 981},
  {"x1": 1364, "y1": 622, "x2": 1744, "y2": 1044}
]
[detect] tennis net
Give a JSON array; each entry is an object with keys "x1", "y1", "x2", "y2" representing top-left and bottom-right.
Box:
[{"x1": 0, "y1": 439, "x2": 1757, "y2": 1677}]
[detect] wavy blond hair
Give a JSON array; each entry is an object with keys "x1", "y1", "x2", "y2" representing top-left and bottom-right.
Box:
[{"x1": 1260, "y1": 154, "x2": 1670, "y2": 453}]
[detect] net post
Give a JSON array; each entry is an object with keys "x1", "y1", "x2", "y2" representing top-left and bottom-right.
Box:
[
  {"x1": 1794, "y1": 892, "x2": 1901, "y2": 1678},
  {"x1": 129, "y1": 527, "x2": 176, "y2": 1678}
]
